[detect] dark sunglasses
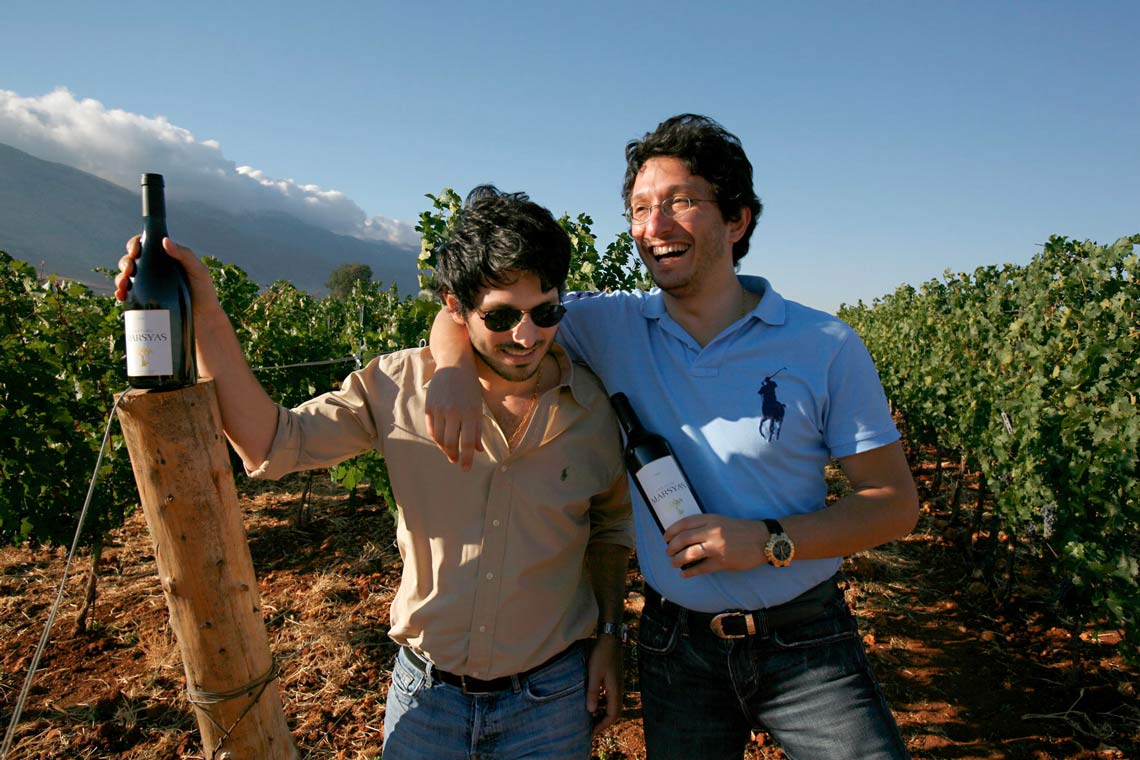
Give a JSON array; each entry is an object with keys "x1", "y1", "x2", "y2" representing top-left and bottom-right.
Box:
[{"x1": 475, "y1": 302, "x2": 567, "y2": 332}]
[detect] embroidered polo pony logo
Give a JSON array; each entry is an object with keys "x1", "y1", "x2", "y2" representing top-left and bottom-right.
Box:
[{"x1": 758, "y1": 368, "x2": 787, "y2": 442}]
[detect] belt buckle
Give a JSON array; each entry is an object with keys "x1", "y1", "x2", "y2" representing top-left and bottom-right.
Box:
[
  {"x1": 709, "y1": 611, "x2": 756, "y2": 639},
  {"x1": 459, "y1": 676, "x2": 493, "y2": 696}
]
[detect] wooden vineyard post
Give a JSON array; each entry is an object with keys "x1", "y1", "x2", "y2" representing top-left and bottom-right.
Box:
[{"x1": 116, "y1": 381, "x2": 297, "y2": 760}]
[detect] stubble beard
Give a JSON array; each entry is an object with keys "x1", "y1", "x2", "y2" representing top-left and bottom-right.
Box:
[
  {"x1": 639, "y1": 231, "x2": 732, "y2": 299},
  {"x1": 473, "y1": 341, "x2": 547, "y2": 384},
  {"x1": 639, "y1": 245, "x2": 698, "y2": 297}
]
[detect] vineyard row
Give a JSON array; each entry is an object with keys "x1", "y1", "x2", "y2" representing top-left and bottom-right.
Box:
[{"x1": 838, "y1": 234, "x2": 1139, "y2": 656}]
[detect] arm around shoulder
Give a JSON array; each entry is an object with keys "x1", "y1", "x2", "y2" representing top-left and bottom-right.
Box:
[{"x1": 425, "y1": 303, "x2": 484, "y2": 469}]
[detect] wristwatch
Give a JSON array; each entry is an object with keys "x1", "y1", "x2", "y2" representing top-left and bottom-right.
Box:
[
  {"x1": 763, "y1": 518, "x2": 794, "y2": 567},
  {"x1": 597, "y1": 622, "x2": 629, "y2": 643}
]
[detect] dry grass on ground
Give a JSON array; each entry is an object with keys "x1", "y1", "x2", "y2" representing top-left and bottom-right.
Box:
[{"x1": 2, "y1": 463, "x2": 1137, "y2": 759}]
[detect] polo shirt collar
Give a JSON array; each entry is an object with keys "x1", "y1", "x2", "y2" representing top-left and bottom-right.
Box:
[
  {"x1": 741, "y1": 275, "x2": 786, "y2": 326},
  {"x1": 637, "y1": 275, "x2": 787, "y2": 327},
  {"x1": 640, "y1": 290, "x2": 669, "y2": 320}
]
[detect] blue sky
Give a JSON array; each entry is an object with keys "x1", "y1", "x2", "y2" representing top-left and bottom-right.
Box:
[{"x1": 2, "y1": 1, "x2": 1136, "y2": 313}]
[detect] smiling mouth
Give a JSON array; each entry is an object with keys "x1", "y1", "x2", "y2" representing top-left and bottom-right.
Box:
[
  {"x1": 651, "y1": 243, "x2": 689, "y2": 262},
  {"x1": 499, "y1": 345, "x2": 542, "y2": 362}
]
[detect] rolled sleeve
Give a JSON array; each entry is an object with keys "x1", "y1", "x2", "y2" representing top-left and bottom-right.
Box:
[
  {"x1": 588, "y1": 469, "x2": 635, "y2": 549},
  {"x1": 246, "y1": 405, "x2": 302, "y2": 480}
]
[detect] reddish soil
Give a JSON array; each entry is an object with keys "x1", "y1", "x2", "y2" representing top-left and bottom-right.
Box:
[{"x1": 2, "y1": 463, "x2": 1136, "y2": 759}]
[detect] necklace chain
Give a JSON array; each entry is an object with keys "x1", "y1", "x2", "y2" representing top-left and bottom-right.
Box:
[{"x1": 507, "y1": 361, "x2": 543, "y2": 450}]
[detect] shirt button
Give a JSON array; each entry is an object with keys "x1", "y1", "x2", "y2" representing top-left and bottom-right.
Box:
[
  {"x1": 486, "y1": 572, "x2": 494, "y2": 580},
  {"x1": 492, "y1": 519, "x2": 501, "y2": 527},
  {"x1": 479, "y1": 625, "x2": 487, "y2": 633},
  {"x1": 500, "y1": 465, "x2": 508, "y2": 472}
]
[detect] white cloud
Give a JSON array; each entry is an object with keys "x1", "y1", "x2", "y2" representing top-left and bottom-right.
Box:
[{"x1": 0, "y1": 87, "x2": 419, "y2": 248}]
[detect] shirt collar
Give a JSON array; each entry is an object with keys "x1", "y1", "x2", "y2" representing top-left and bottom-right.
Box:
[
  {"x1": 549, "y1": 344, "x2": 590, "y2": 409},
  {"x1": 640, "y1": 290, "x2": 668, "y2": 320},
  {"x1": 740, "y1": 275, "x2": 786, "y2": 326},
  {"x1": 637, "y1": 275, "x2": 787, "y2": 326}
]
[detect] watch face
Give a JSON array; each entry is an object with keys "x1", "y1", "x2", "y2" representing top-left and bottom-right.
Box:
[
  {"x1": 767, "y1": 533, "x2": 794, "y2": 567},
  {"x1": 772, "y1": 539, "x2": 793, "y2": 562}
]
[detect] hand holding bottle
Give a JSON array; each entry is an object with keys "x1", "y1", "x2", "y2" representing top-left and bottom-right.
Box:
[
  {"x1": 662, "y1": 513, "x2": 770, "y2": 577},
  {"x1": 116, "y1": 236, "x2": 220, "y2": 313},
  {"x1": 117, "y1": 229, "x2": 280, "y2": 466}
]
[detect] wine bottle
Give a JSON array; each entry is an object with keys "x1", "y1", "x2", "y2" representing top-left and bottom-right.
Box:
[
  {"x1": 610, "y1": 392, "x2": 706, "y2": 534},
  {"x1": 123, "y1": 173, "x2": 196, "y2": 390}
]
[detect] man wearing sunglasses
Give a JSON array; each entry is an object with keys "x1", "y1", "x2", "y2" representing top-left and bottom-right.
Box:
[
  {"x1": 114, "y1": 185, "x2": 633, "y2": 760},
  {"x1": 427, "y1": 117, "x2": 918, "y2": 758}
]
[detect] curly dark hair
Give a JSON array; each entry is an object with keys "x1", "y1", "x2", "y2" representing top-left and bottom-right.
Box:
[
  {"x1": 433, "y1": 185, "x2": 571, "y2": 311},
  {"x1": 622, "y1": 114, "x2": 763, "y2": 264}
]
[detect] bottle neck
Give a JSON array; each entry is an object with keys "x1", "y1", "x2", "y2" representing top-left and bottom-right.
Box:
[
  {"x1": 141, "y1": 181, "x2": 168, "y2": 253},
  {"x1": 142, "y1": 185, "x2": 166, "y2": 218},
  {"x1": 138, "y1": 205, "x2": 170, "y2": 273},
  {"x1": 139, "y1": 216, "x2": 170, "y2": 260},
  {"x1": 610, "y1": 393, "x2": 643, "y2": 438}
]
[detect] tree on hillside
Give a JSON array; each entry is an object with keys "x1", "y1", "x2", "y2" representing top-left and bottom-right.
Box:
[{"x1": 326, "y1": 263, "x2": 372, "y2": 299}]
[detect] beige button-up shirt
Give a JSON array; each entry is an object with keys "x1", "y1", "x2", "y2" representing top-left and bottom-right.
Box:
[{"x1": 250, "y1": 345, "x2": 633, "y2": 678}]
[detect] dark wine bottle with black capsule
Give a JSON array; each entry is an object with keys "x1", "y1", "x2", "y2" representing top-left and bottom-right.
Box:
[
  {"x1": 123, "y1": 173, "x2": 196, "y2": 389},
  {"x1": 610, "y1": 392, "x2": 706, "y2": 535}
]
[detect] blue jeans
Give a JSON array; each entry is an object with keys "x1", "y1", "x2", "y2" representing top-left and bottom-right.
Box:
[
  {"x1": 638, "y1": 582, "x2": 909, "y2": 760},
  {"x1": 382, "y1": 643, "x2": 592, "y2": 759}
]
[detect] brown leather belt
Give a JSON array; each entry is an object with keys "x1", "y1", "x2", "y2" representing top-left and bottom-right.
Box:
[
  {"x1": 402, "y1": 643, "x2": 576, "y2": 695},
  {"x1": 644, "y1": 574, "x2": 841, "y2": 640}
]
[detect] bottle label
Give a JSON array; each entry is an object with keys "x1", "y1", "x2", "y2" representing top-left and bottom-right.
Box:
[
  {"x1": 125, "y1": 310, "x2": 174, "y2": 376},
  {"x1": 635, "y1": 456, "x2": 702, "y2": 530}
]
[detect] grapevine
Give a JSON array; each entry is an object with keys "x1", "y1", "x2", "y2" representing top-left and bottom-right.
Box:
[{"x1": 840, "y1": 234, "x2": 1140, "y2": 658}]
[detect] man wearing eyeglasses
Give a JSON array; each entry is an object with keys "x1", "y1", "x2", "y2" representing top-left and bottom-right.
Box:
[
  {"x1": 427, "y1": 116, "x2": 918, "y2": 758},
  {"x1": 114, "y1": 186, "x2": 634, "y2": 760}
]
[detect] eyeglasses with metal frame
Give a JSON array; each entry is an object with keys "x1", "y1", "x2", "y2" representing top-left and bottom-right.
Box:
[
  {"x1": 474, "y1": 302, "x2": 567, "y2": 332},
  {"x1": 623, "y1": 195, "x2": 717, "y2": 224}
]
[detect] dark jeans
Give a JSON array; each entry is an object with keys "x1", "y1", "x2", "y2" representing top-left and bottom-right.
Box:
[{"x1": 637, "y1": 580, "x2": 909, "y2": 760}]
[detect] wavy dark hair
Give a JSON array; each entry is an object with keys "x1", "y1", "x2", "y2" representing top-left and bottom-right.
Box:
[
  {"x1": 622, "y1": 114, "x2": 763, "y2": 264},
  {"x1": 433, "y1": 185, "x2": 571, "y2": 311}
]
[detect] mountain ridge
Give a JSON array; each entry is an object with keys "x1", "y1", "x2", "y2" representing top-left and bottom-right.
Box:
[{"x1": 0, "y1": 142, "x2": 422, "y2": 295}]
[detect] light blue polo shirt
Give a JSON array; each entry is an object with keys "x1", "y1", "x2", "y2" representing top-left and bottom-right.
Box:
[{"x1": 557, "y1": 276, "x2": 899, "y2": 613}]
